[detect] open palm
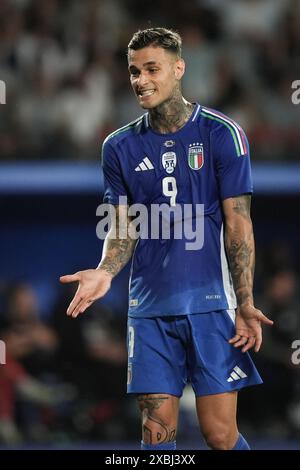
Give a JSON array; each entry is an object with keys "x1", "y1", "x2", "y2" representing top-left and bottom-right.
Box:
[
  {"x1": 229, "y1": 304, "x2": 273, "y2": 353},
  {"x1": 60, "y1": 269, "x2": 112, "y2": 318}
]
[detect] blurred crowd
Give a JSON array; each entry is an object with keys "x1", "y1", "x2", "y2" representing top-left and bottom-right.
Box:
[
  {"x1": 0, "y1": 281, "x2": 139, "y2": 445},
  {"x1": 1, "y1": 0, "x2": 300, "y2": 448},
  {"x1": 0, "y1": 242, "x2": 300, "y2": 446},
  {"x1": 0, "y1": 0, "x2": 300, "y2": 162}
]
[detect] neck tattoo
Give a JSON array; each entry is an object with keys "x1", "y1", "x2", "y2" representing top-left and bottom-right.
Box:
[{"x1": 149, "y1": 88, "x2": 194, "y2": 134}]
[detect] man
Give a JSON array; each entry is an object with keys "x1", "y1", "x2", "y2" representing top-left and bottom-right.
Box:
[{"x1": 60, "y1": 28, "x2": 273, "y2": 450}]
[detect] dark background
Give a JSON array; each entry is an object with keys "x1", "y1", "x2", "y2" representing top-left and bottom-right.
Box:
[{"x1": 0, "y1": 0, "x2": 300, "y2": 449}]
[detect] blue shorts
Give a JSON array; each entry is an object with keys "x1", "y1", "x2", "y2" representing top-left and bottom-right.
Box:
[{"x1": 127, "y1": 310, "x2": 262, "y2": 396}]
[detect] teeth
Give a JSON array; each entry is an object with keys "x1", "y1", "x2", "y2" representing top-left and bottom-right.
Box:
[{"x1": 139, "y1": 90, "x2": 155, "y2": 97}]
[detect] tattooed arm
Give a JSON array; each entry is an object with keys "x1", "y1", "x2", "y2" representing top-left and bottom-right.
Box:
[
  {"x1": 60, "y1": 205, "x2": 137, "y2": 318},
  {"x1": 222, "y1": 195, "x2": 273, "y2": 352},
  {"x1": 223, "y1": 195, "x2": 255, "y2": 306},
  {"x1": 99, "y1": 204, "x2": 137, "y2": 276}
]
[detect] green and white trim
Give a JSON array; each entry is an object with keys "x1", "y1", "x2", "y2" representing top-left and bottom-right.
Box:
[{"x1": 201, "y1": 107, "x2": 247, "y2": 157}]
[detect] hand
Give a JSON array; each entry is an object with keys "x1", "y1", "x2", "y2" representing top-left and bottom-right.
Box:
[
  {"x1": 229, "y1": 304, "x2": 273, "y2": 353},
  {"x1": 59, "y1": 269, "x2": 112, "y2": 318}
]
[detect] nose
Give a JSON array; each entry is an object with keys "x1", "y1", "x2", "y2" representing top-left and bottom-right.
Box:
[{"x1": 136, "y1": 71, "x2": 148, "y2": 88}]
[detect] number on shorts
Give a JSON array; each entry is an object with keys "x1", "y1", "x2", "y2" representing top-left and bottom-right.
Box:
[{"x1": 128, "y1": 326, "x2": 135, "y2": 358}]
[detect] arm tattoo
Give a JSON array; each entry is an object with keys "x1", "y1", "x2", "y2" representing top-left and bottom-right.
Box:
[
  {"x1": 225, "y1": 195, "x2": 255, "y2": 306},
  {"x1": 232, "y1": 195, "x2": 251, "y2": 219},
  {"x1": 100, "y1": 238, "x2": 136, "y2": 277},
  {"x1": 99, "y1": 205, "x2": 136, "y2": 278},
  {"x1": 227, "y1": 238, "x2": 254, "y2": 305}
]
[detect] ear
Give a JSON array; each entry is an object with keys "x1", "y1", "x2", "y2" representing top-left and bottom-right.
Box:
[{"x1": 174, "y1": 58, "x2": 185, "y2": 80}]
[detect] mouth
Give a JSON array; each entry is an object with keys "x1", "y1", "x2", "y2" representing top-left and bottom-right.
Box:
[{"x1": 138, "y1": 89, "x2": 155, "y2": 98}]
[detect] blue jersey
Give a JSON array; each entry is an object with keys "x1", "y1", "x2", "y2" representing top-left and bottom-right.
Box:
[{"x1": 102, "y1": 104, "x2": 253, "y2": 318}]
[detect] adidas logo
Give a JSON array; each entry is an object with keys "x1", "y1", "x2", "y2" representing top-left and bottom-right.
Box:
[
  {"x1": 135, "y1": 157, "x2": 154, "y2": 172},
  {"x1": 227, "y1": 365, "x2": 247, "y2": 382}
]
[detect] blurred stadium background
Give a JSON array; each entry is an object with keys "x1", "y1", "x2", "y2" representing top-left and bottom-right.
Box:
[{"x1": 0, "y1": 0, "x2": 300, "y2": 450}]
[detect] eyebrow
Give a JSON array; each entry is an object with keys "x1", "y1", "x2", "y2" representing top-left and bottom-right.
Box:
[
  {"x1": 142, "y1": 61, "x2": 158, "y2": 66},
  {"x1": 128, "y1": 61, "x2": 159, "y2": 72}
]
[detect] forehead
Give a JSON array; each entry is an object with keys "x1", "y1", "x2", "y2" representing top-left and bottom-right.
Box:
[{"x1": 128, "y1": 46, "x2": 174, "y2": 67}]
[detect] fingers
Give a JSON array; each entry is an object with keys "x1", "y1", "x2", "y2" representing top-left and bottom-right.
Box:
[
  {"x1": 60, "y1": 269, "x2": 110, "y2": 318},
  {"x1": 230, "y1": 335, "x2": 252, "y2": 349},
  {"x1": 60, "y1": 273, "x2": 81, "y2": 284},
  {"x1": 66, "y1": 295, "x2": 81, "y2": 316},
  {"x1": 242, "y1": 336, "x2": 256, "y2": 353},
  {"x1": 60, "y1": 273, "x2": 92, "y2": 317},
  {"x1": 65, "y1": 282, "x2": 81, "y2": 315},
  {"x1": 67, "y1": 298, "x2": 91, "y2": 318},
  {"x1": 254, "y1": 329, "x2": 262, "y2": 353},
  {"x1": 232, "y1": 336, "x2": 249, "y2": 349},
  {"x1": 229, "y1": 331, "x2": 248, "y2": 345},
  {"x1": 259, "y1": 313, "x2": 274, "y2": 326},
  {"x1": 66, "y1": 283, "x2": 97, "y2": 317},
  {"x1": 229, "y1": 334, "x2": 258, "y2": 353},
  {"x1": 228, "y1": 334, "x2": 240, "y2": 345},
  {"x1": 229, "y1": 308, "x2": 273, "y2": 353},
  {"x1": 66, "y1": 296, "x2": 93, "y2": 317}
]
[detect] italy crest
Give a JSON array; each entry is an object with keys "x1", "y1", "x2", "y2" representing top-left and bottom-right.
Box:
[{"x1": 188, "y1": 143, "x2": 204, "y2": 170}]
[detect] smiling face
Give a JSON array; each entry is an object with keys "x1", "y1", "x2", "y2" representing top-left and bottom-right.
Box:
[{"x1": 128, "y1": 46, "x2": 185, "y2": 109}]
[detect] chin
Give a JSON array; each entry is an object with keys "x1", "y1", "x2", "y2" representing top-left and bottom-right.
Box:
[
  {"x1": 140, "y1": 102, "x2": 155, "y2": 109},
  {"x1": 138, "y1": 99, "x2": 161, "y2": 110}
]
